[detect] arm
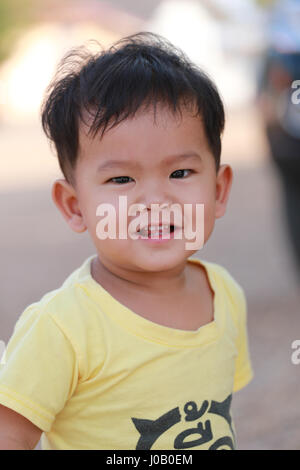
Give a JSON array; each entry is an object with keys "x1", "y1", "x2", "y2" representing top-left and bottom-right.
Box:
[{"x1": 0, "y1": 404, "x2": 42, "y2": 450}]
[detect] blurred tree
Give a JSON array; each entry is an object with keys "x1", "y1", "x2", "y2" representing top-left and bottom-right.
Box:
[
  {"x1": 254, "y1": 0, "x2": 276, "y2": 7},
  {"x1": 0, "y1": 0, "x2": 36, "y2": 63}
]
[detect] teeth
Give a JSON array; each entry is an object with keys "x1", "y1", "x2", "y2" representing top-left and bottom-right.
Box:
[
  {"x1": 139, "y1": 225, "x2": 171, "y2": 236},
  {"x1": 150, "y1": 225, "x2": 170, "y2": 231}
]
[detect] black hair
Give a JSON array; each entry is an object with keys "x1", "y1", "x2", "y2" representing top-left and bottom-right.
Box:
[{"x1": 41, "y1": 32, "x2": 225, "y2": 184}]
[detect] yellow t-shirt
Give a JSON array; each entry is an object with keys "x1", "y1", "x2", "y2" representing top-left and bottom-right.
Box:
[{"x1": 0, "y1": 255, "x2": 253, "y2": 450}]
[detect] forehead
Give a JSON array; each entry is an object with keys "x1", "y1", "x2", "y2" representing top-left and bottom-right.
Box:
[{"x1": 78, "y1": 104, "x2": 211, "y2": 167}]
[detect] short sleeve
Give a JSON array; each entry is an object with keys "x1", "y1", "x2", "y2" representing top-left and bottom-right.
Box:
[
  {"x1": 0, "y1": 307, "x2": 79, "y2": 432},
  {"x1": 232, "y1": 288, "x2": 253, "y2": 393}
]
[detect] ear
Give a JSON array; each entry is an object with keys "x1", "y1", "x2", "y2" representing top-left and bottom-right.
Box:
[
  {"x1": 215, "y1": 164, "x2": 233, "y2": 219},
  {"x1": 52, "y1": 179, "x2": 87, "y2": 233}
]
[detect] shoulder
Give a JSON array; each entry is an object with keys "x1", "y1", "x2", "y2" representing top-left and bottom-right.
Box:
[
  {"x1": 17, "y1": 255, "x2": 95, "y2": 324},
  {"x1": 202, "y1": 260, "x2": 245, "y2": 303},
  {"x1": 16, "y1": 273, "x2": 87, "y2": 333},
  {"x1": 14, "y1": 256, "x2": 103, "y2": 354},
  {"x1": 192, "y1": 259, "x2": 253, "y2": 391},
  {"x1": 191, "y1": 258, "x2": 244, "y2": 297},
  {"x1": 205, "y1": 261, "x2": 247, "y2": 329},
  {"x1": 10, "y1": 256, "x2": 106, "y2": 382},
  {"x1": 189, "y1": 258, "x2": 247, "y2": 324}
]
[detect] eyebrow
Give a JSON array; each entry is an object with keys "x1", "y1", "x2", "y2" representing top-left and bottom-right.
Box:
[{"x1": 97, "y1": 152, "x2": 201, "y2": 172}]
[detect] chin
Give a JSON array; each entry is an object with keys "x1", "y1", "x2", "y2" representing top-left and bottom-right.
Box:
[{"x1": 132, "y1": 251, "x2": 190, "y2": 272}]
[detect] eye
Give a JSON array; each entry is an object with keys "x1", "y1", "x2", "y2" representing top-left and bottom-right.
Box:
[
  {"x1": 107, "y1": 176, "x2": 134, "y2": 184},
  {"x1": 170, "y1": 169, "x2": 194, "y2": 179}
]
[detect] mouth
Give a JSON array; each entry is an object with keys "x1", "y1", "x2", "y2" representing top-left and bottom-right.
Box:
[{"x1": 137, "y1": 224, "x2": 176, "y2": 238}]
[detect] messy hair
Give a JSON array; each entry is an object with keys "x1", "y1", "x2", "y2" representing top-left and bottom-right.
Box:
[{"x1": 41, "y1": 32, "x2": 225, "y2": 184}]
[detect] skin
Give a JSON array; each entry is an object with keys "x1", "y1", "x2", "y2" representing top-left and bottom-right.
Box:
[
  {"x1": 0, "y1": 103, "x2": 233, "y2": 450},
  {"x1": 52, "y1": 104, "x2": 233, "y2": 330}
]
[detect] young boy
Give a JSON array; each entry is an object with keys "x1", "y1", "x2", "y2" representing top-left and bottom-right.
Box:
[{"x1": 0, "y1": 32, "x2": 253, "y2": 450}]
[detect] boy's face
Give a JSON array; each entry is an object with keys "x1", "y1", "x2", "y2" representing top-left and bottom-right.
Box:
[{"x1": 53, "y1": 105, "x2": 232, "y2": 274}]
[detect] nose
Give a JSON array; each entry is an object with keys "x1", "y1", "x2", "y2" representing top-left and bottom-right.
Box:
[
  {"x1": 131, "y1": 179, "x2": 183, "y2": 228},
  {"x1": 136, "y1": 179, "x2": 172, "y2": 211}
]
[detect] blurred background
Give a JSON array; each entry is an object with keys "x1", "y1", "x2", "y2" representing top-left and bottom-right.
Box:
[{"x1": 0, "y1": 0, "x2": 299, "y2": 450}]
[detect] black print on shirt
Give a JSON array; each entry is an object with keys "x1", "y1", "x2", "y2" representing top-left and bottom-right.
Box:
[{"x1": 131, "y1": 394, "x2": 234, "y2": 450}]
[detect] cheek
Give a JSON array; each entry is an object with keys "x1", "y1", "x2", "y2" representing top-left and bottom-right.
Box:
[
  {"x1": 185, "y1": 192, "x2": 216, "y2": 243},
  {"x1": 187, "y1": 202, "x2": 215, "y2": 232},
  {"x1": 79, "y1": 186, "x2": 118, "y2": 228},
  {"x1": 203, "y1": 200, "x2": 217, "y2": 241},
  {"x1": 92, "y1": 199, "x2": 134, "y2": 244},
  {"x1": 187, "y1": 184, "x2": 216, "y2": 222},
  {"x1": 84, "y1": 202, "x2": 100, "y2": 233}
]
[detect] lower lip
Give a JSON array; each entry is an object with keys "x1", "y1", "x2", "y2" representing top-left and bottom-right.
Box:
[{"x1": 136, "y1": 228, "x2": 180, "y2": 243}]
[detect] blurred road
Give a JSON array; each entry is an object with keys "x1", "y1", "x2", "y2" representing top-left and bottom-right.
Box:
[{"x1": 1, "y1": 110, "x2": 299, "y2": 449}]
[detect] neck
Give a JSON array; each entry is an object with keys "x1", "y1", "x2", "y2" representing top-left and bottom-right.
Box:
[{"x1": 91, "y1": 255, "x2": 190, "y2": 296}]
